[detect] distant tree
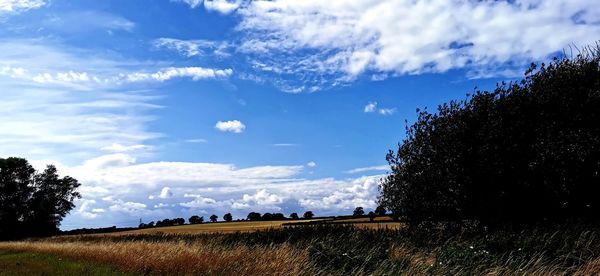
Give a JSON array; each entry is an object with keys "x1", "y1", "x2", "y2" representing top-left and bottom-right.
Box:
[
  {"x1": 138, "y1": 223, "x2": 147, "y2": 229},
  {"x1": 303, "y1": 211, "x2": 314, "y2": 219},
  {"x1": 272, "y1": 213, "x2": 286, "y2": 220},
  {"x1": 262, "y1": 213, "x2": 273, "y2": 221},
  {"x1": 353, "y1": 207, "x2": 365, "y2": 217},
  {"x1": 375, "y1": 205, "x2": 387, "y2": 216},
  {"x1": 247, "y1": 212, "x2": 261, "y2": 221},
  {"x1": 289, "y1": 212, "x2": 299, "y2": 220},
  {"x1": 0, "y1": 158, "x2": 80, "y2": 239},
  {"x1": 210, "y1": 214, "x2": 218, "y2": 223},
  {"x1": 223, "y1": 213, "x2": 233, "y2": 222},
  {"x1": 174, "y1": 218, "x2": 185, "y2": 225},
  {"x1": 148, "y1": 221, "x2": 155, "y2": 227},
  {"x1": 189, "y1": 215, "x2": 203, "y2": 224},
  {"x1": 368, "y1": 211, "x2": 376, "y2": 222}
]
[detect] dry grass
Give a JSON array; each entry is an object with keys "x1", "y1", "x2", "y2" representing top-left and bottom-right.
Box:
[{"x1": 0, "y1": 239, "x2": 315, "y2": 275}]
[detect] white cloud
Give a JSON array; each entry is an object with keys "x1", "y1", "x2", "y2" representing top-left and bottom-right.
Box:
[
  {"x1": 364, "y1": 102, "x2": 377, "y2": 113},
  {"x1": 125, "y1": 67, "x2": 233, "y2": 82},
  {"x1": 174, "y1": 0, "x2": 241, "y2": 14},
  {"x1": 0, "y1": 0, "x2": 45, "y2": 14},
  {"x1": 378, "y1": 108, "x2": 396, "y2": 116},
  {"x1": 227, "y1": 0, "x2": 600, "y2": 88},
  {"x1": 346, "y1": 165, "x2": 389, "y2": 174},
  {"x1": 173, "y1": 0, "x2": 202, "y2": 8},
  {"x1": 299, "y1": 176, "x2": 380, "y2": 211},
  {"x1": 215, "y1": 120, "x2": 246, "y2": 133},
  {"x1": 242, "y1": 189, "x2": 284, "y2": 205},
  {"x1": 101, "y1": 143, "x2": 151, "y2": 153},
  {"x1": 109, "y1": 201, "x2": 147, "y2": 214},
  {"x1": 272, "y1": 143, "x2": 298, "y2": 147},
  {"x1": 364, "y1": 102, "x2": 395, "y2": 115},
  {"x1": 307, "y1": 161, "x2": 316, "y2": 168},
  {"x1": 158, "y1": 187, "x2": 173, "y2": 199}
]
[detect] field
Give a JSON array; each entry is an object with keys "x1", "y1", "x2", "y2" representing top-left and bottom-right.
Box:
[
  {"x1": 113, "y1": 217, "x2": 402, "y2": 235},
  {"x1": 2, "y1": 222, "x2": 600, "y2": 275}
]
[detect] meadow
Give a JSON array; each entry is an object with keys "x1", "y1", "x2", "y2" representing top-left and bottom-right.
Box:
[{"x1": 2, "y1": 221, "x2": 600, "y2": 275}]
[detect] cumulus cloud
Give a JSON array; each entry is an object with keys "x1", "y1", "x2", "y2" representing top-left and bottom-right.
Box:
[
  {"x1": 0, "y1": 0, "x2": 45, "y2": 14},
  {"x1": 215, "y1": 120, "x2": 246, "y2": 133},
  {"x1": 125, "y1": 67, "x2": 233, "y2": 82},
  {"x1": 299, "y1": 176, "x2": 380, "y2": 211},
  {"x1": 306, "y1": 161, "x2": 317, "y2": 168},
  {"x1": 175, "y1": 0, "x2": 241, "y2": 14},
  {"x1": 364, "y1": 102, "x2": 377, "y2": 113},
  {"x1": 158, "y1": 187, "x2": 173, "y2": 199}
]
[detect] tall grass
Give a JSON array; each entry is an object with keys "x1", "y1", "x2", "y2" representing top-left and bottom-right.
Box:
[{"x1": 2, "y1": 224, "x2": 600, "y2": 275}]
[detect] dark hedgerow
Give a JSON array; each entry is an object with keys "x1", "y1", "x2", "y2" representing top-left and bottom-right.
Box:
[{"x1": 379, "y1": 45, "x2": 600, "y2": 227}]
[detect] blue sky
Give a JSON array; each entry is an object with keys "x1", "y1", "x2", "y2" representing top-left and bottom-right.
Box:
[{"x1": 1, "y1": 0, "x2": 598, "y2": 229}]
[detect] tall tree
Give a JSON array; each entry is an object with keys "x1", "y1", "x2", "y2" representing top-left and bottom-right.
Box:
[
  {"x1": 0, "y1": 158, "x2": 80, "y2": 239},
  {"x1": 223, "y1": 213, "x2": 233, "y2": 222},
  {"x1": 210, "y1": 214, "x2": 218, "y2": 223}
]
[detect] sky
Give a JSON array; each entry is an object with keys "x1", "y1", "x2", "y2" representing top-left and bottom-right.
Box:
[{"x1": 0, "y1": 0, "x2": 598, "y2": 229}]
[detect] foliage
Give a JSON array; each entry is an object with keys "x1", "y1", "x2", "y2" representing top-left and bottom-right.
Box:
[
  {"x1": 289, "y1": 212, "x2": 299, "y2": 220},
  {"x1": 0, "y1": 157, "x2": 80, "y2": 239},
  {"x1": 353, "y1": 207, "x2": 365, "y2": 217},
  {"x1": 303, "y1": 211, "x2": 314, "y2": 219},
  {"x1": 210, "y1": 214, "x2": 218, "y2": 223},
  {"x1": 247, "y1": 212, "x2": 261, "y2": 221},
  {"x1": 380, "y1": 47, "x2": 600, "y2": 227},
  {"x1": 223, "y1": 213, "x2": 233, "y2": 222},
  {"x1": 375, "y1": 205, "x2": 387, "y2": 216},
  {"x1": 189, "y1": 215, "x2": 203, "y2": 224}
]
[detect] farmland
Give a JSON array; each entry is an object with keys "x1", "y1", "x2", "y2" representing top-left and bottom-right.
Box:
[{"x1": 2, "y1": 222, "x2": 600, "y2": 275}]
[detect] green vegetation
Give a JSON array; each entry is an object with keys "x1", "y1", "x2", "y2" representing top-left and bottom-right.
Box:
[{"x1": 0, "y1": 250, "x2": 127, "y2": 276}]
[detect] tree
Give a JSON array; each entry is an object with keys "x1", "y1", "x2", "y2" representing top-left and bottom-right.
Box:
[
  {"x1": 174, "y1": 218, "x2": 185, "y2": 225},
  {"x1": 0, "y1": 158, "x2": 80, "y2": 239},
  {"x1": 375, "y1": 205, "x2": 387, "y2": 216},
  {"x1": 210, "y1": 214, "x2": 218, "y2": 223},
  {"x1": 223, "y1": 213, "x2": 233, "y2": 222},
  {"x1": 290, "y1": 212, "x2": 299, "y2": 220},
  {"x1": 353, "y1": 207, "x2": 365, "y2": 217},
  {"x1": 368, "y1": 211, "x2": 376, "y2": 222},
  {"x1": 189, "y1": 215, "x2": 203, "y2": 224},
  {"x1": 303, "y1": 211, "x2": 314, "y2": 219},
  {"x1": 247, "y1": 212, "x2": 261, "y2": 221},
  {"x1": 379, "y1": 47, "x2": 600, "y2": 227},
  {"x1": 272, "y1": 213, "x2": 286, "y2": 220},
  {"x1": 262, "y1": 213, "x2": 273, "y2": 221}
]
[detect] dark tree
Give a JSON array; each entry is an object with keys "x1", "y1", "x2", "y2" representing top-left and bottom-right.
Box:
[
  {"x1": 174, "y1": 218, "x2": 185, "y2": 225},
  {"x1": 272, "y1": 213, "x2": 285, "y2": 220},
  {"x1": 375, "y1": 205, "x2": 387, "y2": 216},
  {"x1": 148, "y1": 221, "x2": 155, "y2": 227},
  {"x1": 379, "y1": 47, "x2": 600, "y2": 227},
  {"x1": 210, "y1": 214, "x2": 218, "y2": 223},
  {"x1": 290, "y1": 212, "x2": 299, "y2": 220},
  {"x1": 303, "y1": 211, "x2": 314, "y2": 219},
  {"x1": 353, "y1": 207, "x2": 365, "y2": 217},
  {"x1": 0, "y1": 158, "x2": 80, "y2": 239},
  {"x1": 368, "y1": 211, "x2": 376, "y2": 222},
  {"x1": 247, "y1": 212, "x2": 261, "y2": 221},
  {"x1": 189, "y1": 215, "x2": 203, "y2": 224},
  {"x1": 262, "y1": 213, "x2": 273, "y2": 221},
  {"x1": 223, "y1": 213, "x2": 233, "y2": 222}
]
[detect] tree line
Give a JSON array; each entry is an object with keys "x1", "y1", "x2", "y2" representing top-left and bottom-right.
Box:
[{"x1": 379, "y1": 46, "x2": 600, "y2": 228}]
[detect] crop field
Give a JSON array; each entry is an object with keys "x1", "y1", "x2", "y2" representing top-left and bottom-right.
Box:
[{"x1": 2, "y1": 224, "x2": 600, "y2": 275}]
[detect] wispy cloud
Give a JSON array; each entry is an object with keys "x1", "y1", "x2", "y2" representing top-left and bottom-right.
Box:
[
  {"x1": 153, "y1": 38, "x2": 231, "y2": 58},
  {"x1": 174, "y1": 0, "x2": 241, "y2": 14},
  {"x1": 346, "y1": 165, "x2": 389, "y2": 174}
]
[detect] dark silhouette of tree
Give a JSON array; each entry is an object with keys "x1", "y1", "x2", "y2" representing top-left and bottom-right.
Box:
[
  {"x1": 353, "y1": 207, "x2": 365, "y2": 217},
  {"x1": 379, "y1": 47, "x2": 600, "y2": 227},
  {"x1": 290, "y1": 212, "x2": 299, "y2": 220},
  {"x1": 148, "y1": 221, "x2": 155, "y2": 227},
  {"x1": 189, "y1": 215, "x2": 203, "y2": 224},
  {"x1": 174, "y1": 218, "x2": 185, "y2": 225},
  {"x1": 0, "y1": 158, "x2": 80, "y2": 239},
  {"x1": 247, "y1": 212, "x2": 261, "y2": 221},
  {"x1": 262, "y1": 213, "x2": 273, "y2": 220},
  {"x1": 223, "y1": 213, "x2": 233, "y2": 222},
  {"x1": 368, "y1": 211, "x2": 376, "y2": 222},
  {"x1": 375, "y1": 205, "x2": 387, "y2": 216},
  {"x1": 303, "y1": 211, "x2": 314, "y2": 219},
  {"x1": 272, "y1": 213, "x2": 285, "y2": 220},
  {"x1": 210, "y1": 214, "x2": 218, "y2": 223}
]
